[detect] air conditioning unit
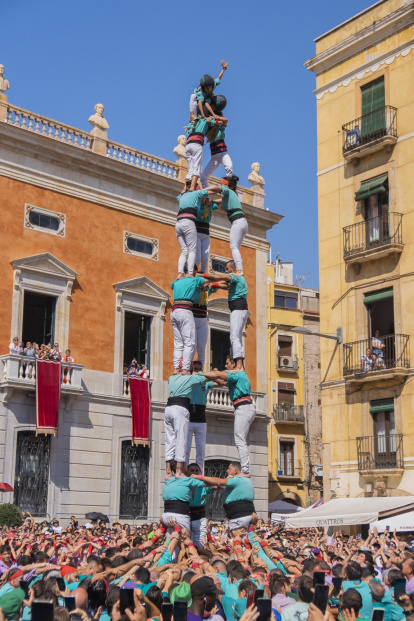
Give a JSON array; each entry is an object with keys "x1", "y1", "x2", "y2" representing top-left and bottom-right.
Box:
[
  {"x1": 313, "y1": 465, "x2": 323, "y2": 478},
  {"x1": 279, "y1": 356, "x2": 294, "y2": 368}
]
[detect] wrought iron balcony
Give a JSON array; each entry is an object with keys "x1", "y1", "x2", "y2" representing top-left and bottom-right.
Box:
[
  {"x1": 343, "y1": 213, "x2": 403, "y2": 265},
  {"x1": 275, "y1": 459, "x2": 303, "y2": 480},
  {"x1": 357, "y1": 434, "x2": 404, "y2": 471},
  {"x1": 273, "y1": 405, "x2": 305, "y2": 424},
  {"x1": 342, "y1": 106, "x2": 397, "y2": 160},
  {"x1": 277, "y1": 354, "x2": 299, "y2": 372},
  {"x1": 343, "y1": 334, "x2": 410, "y2": 383}
]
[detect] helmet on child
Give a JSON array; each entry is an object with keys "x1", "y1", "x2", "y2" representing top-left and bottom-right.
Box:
[
  {"x1": 212, "y1": 94, "x2": 227, "y2": 111},
  {"x1": 200, "y1": 74, "x2": 215, "y2": 88}
]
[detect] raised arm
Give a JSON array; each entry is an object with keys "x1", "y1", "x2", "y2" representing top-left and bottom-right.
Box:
[
  {"x1": 202, "y1": 370, "x2": 229, "y2": 382},
  {"x1": 217, "y1": 60, "x2": 228, "y2": 81},
  {"x1": 194, "y1": 474, "x2": 228, "y2": 488}
]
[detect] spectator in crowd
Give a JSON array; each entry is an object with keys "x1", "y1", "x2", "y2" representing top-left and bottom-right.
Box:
[
  {"x1": 23, "y1": 342, "x2": 35, "y2": 358},
  {"x1": 8, "y1": 337, "x2": 22, "y2": 355},
  {"x1": 361, "y1": 348, "x2": 374, "y2": 372},
  {"x1": 372, "y1": 329, "x2": 385, "y2": 359}
]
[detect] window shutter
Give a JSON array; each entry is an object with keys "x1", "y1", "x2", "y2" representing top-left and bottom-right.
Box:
[{"x1": 361, "y1": 78, "x2": 385, "y2": 137}]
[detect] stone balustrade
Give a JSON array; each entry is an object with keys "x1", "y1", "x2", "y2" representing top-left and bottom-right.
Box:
[
  {"x1": 106, "y1": 140, "x2": 179, "y2": 179},
  {"x1": 5, "y1": 104, "x2": 93, "y2": 150},
  {"x1": 0, "y1": 354, "x2": 84, "y2": 391}
]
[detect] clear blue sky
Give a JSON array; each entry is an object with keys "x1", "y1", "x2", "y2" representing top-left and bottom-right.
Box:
[{"x1": 3, "y1": 0, "x2": 372, "y2": 288}]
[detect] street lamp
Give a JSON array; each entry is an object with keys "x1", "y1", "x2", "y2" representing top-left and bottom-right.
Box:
[{"x1": 290, "y1": 326, "x2": 343, "y2": 345}]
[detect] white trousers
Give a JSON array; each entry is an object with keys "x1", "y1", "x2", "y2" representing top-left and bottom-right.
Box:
[
  {"x1": 186, "y1": 143, "x2": 203, "y2": 179},
  {"x1": 186, "y1": 422, "x2": 207, "y2": 472},
  {"x1": 162, "y1": 512, "x2": 191, "y2": 535},
  {"x1": 164, "y1": 404, "x2": 189, "y2": 463},
  {"x1": 176, "y1": 219, "x2": 197, "y2": 274},
  {"x1": 171, "y1": 308, "x2": 196, "y2": 370},
  {"x1": 200, "y1": 151, "x2": 233, "y2": 188},
  {"x1": 234, "y1": 403, "x2": 256, "y2": 473},
  {"x1": 229, "y1": 514, "x2": 252, "y2": 531},
  {"x1": 230, "y1": 309, "x2": 249, "y2": 359},
  {"x1": 189, "y1": 93, "x2": 197, "y2": 116},
  {"x1": 191, "y1": 517, "x2": 208, "y2": 549},
  {"x1": 194, "y1": 317, "x2": 208, "y2": 366},
  {"x1": 196, "y1": 233, "x2": 210, "y2": 273},
  {"x1": 230, "y1": 218, "x2": 248, "y2": 271}
]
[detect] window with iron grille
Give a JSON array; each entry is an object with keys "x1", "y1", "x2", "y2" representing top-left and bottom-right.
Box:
[
  {"x1": 14, "y1": 431, "x2": 50, "y2": 516},
  {"x1": 119, "y1": 442, "x2": 149, "y2": 518},
  {"x1": 205, "y1": 460, "x2": 230, "y2": 520}
]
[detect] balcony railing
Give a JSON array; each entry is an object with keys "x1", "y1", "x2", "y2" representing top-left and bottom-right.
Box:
[
  {"x1": 273, "y1": 405, "x2": 305, "y2": 423},
  {"x1": 343, "y1": 334, "x2": 410, "y2": 376},
  {"x1": 357, "y1": 434, "x2": 404, "y2": 471},
  {"x1": 342, "y1": 106, "x2": 397, "y2": 156},
  {"x1": 0, "y1": 354, "x2": 83, "y2": 390},
  {"x1": 277, "y1": 355, "x2": 299, "y2": 372},
  {"x1": 275, "y1": 459, "x2": 303, "y2": 479},
  {"x1": 343, "y1": 213, "x2": 403, "y2": 259}
]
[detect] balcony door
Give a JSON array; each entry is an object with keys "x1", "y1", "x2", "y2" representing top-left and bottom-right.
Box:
[
  {"x1": 364, "y1": 191, "x2": 389, "y2": 245},
  {"x1": 280, "y1": 441, "x2": 294, "y2": 476},
  {"x1": 124, "y1": 312, "x2": 151, "y2": 372},
  {"x1": 14, "y1": 431, "x2": 50, "y2": 516},
  {"x1": 210, "y1": 329, "x2": 231, "y2": 370},
  {"x1": 205, "y1": 460, "x2": 230, "y2": 520},
  {"x1": 361, "y1": 78, "x2": 385, "y2": 140},
  {"x1": 119, "y1": 441, "x2": 149, "y2": 518},
  {"x1": 374, "y1": 411, "x2": 396, "y2": 467},
  {"x1": 22, "y1": 292, "x2": 56, "y2": 346}
]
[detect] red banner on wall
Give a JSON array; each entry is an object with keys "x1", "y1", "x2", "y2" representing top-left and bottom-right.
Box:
[
  {"x1": 129, "y1": 377, "x2": 151, "y2": 446},
  {"x1": 36, "y1": 360, "x2": 61, "y2": 435}
]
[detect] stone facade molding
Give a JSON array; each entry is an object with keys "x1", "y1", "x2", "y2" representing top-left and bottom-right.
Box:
[{"x1": 9, "y1": 253, "x2": 78, "y2": 349}]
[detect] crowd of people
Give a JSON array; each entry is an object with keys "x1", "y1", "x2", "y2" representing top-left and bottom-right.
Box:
[
  {"x1": 123, "y1": 362, "x2": 149, "y2": 380},
  {"x1": 8, "y1": 339, "x2": 74, "y2": 364},
  {"x1": 0, "y1": 511, "x2": 413, "y2": 621}
]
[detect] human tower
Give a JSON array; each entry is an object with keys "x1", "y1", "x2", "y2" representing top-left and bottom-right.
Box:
[{"x1": 162, "y1": 62, "x2": 257, "y2": 547}]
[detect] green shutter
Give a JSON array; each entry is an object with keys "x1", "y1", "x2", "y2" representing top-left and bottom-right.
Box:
[
  {"x1": 361, "y1": 78, "x2": 385, "y2": 137},
  {"x1": 369, "y1": 398, "x2": 394, "y2": 413},
  {"x1": 363, "y1": 287, "x2": 393, "y2": 305},
  {"x1": 355, "y1": 174, "x2": 388, "y2": 202}
]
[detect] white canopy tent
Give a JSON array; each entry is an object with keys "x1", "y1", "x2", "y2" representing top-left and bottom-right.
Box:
[
  {"x1": 269, "y1": 500, "x2": 305, "y2": 523},
  {"x1": 284, "y1": 497, "x2": 414, "y2": 528},
  {"x1": 370, "y1": 510, "x2": 414, "y2": 533}
]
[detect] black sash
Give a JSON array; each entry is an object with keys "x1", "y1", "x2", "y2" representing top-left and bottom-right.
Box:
[
  {"x1": 164, "y1": 499, "x2": 190, "y2": 516},
  {"x1": 229, "y1": 298, "x2": 248, "y2": 311},
  {"x1": 190, "y1": 505, "x2": 206, "y2": 521},
  {"x1": 223, "y1": 499, "x2": 255, "y2": 520},
  {"x1": 167, "y1": 397, "x2": 191, "y2": 414}
]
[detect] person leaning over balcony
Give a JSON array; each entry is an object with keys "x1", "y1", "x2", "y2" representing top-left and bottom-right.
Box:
[
  {"x1": 186, "y1": 360, "x2": 216, "y2": 472},
  {"x1": 372, "y1": 329, "x2": 385, "y2": 359},
  {"x1": 176, "y1": 184, "x2": 222, "y2": 275},
  {"x1": 8, "y1": 337, "x2": 21, "y2": 355},
  {"x1": 203, "y1": 364, "x2": 255, "y2": 474},
  {"x1": 360, "y1": 348, "x2": 374, "y2": 373},
  {"x1": 164, "y1": 367, "x2": 208, "y2": 477},
  {"x1": 220, "y1": 175, "x2": 248, "y2": 274},
  {"x1": 209, "y1": 260, "x2": 248, "y2": 371}
]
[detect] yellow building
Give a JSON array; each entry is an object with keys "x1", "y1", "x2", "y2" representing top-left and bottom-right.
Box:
[
  {"x1": 268, "y1": 259, "x2": 322, "y2": 508},
  {"x1": 306, "y1": 0, "x2": 414, "y2": 501}
]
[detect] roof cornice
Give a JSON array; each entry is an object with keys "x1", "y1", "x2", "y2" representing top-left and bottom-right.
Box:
[{"x1": 304, "y1": 1, "x2": 414, "y2": 76}]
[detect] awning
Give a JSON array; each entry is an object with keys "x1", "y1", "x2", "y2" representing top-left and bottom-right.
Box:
[
  {"x1": 283, "y1": 497, "x2": 414, "y2": 528},
  {"x1": 355, "y1": 174, "x2": 388, "y2": 202},
  {"x1": 0, "y1": 483, "x2": 14, "y2": 492},
  {"x1": 268, "y1": 500, "x2": 305, "y2": 513},
  {"x1": 370, "y1": 510, "x2": 414, "y2": 533},
  {"x1": 364, "y1": 288, "x2": 393, "y2": 305},
  {"x1": 370, "y1": 398, "x2": 394, "y2": 414}
]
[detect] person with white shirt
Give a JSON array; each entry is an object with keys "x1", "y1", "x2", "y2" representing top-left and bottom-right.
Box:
[{"x1": 9, "y1": 337, "x2": 22, "y2": 355}]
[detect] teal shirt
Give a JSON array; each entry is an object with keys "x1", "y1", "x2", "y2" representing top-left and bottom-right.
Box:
[
  {"x1": 162, "y1": 476, "x2": 205, "y2": 503},
  {"x1": 247, "y1": 531, "x2": 278, "y2": 571},
  {"x1": 195, "y1": 78, "x2": 220, "y2": 102},
  {"x1": 226, "y1": 371, "x2": 251, "y2": 401},
  {"x1": 0, "y1": 584, "x2": 13, "y2": 598},
  {"x1": 342, "y1": 580, "x2": 373, "y2": 619},
  {"x1": 228, "y1": 274, "x2": 248, "y2": 301},
  {"x1": 156, "y1": 550, "x2": 172, "y2": 567},
  {"x1": 191, "y1": 285, "x2": 213, "y2": 307},
  {"x1": 191, "y1": 381, "x2": 214, "y2": 406},
  {"x1": 167, "y1": 374, "x2": 206, "y2": 399},
  {"x1": 221, "y1": 186, "x2": 244, "y2": 217},
  {"x1": 189, "y1": 485, "x2": 212, "y2": 507},
  {"x1": 210, "y1": 124, "x2": 226, "y2": 144},
  {"x1": 222, "y1": 475, "x2": 254, "y2": 504},
  {"x1": 177, "y1": 190, "x2": 208, "y2": 213},
  {"x1": 171, "y1": 276, "x2": 205, "y2": 302},
  {"x1": 187, "y1": 117, "x2": 216, "y2": 136},
  {"x1": 379, "y1": 589, "x2": 405, "y2": 621},
  {"x1": 196, "y1": 201, "x2": 218, "y2": 224}
]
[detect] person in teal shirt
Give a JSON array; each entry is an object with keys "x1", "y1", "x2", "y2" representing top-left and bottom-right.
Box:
[
  {"x1": 185, "y1": 116, "x2": 222, "y2": 191},
  {"x1": 165, "y1": 372, "x2": 208, "y2": 477},
  {"x1": 162, "y1": 463, "x2": 206, "y2": 538},
  {"x1": 209, "y1": 260, "x2": 248, "y2": 370},
  {"x1": 195, "y1": 197, "x2": 219, "y2": 273},
  {"x1": 196, "y1": 461, "x2": 256, "y2": 531},
  {"x1": 220, "y1": 176, "x2": 248, "y2": 273},
  {"x1": 187, "y1": 462, "x2": 212, "y2": 549},
  {"x1": 189, "y1": 61, "x2": 228, "y2": 119},
  {"x1": 186, "y1": 360, "x2": 216, "y2": 470},
  {"x1": 204, "y1": 365, "x2": 256, "y2": 474},
  {"x1": 201, "y1": 95, "x2": 233, "y2": 188}
]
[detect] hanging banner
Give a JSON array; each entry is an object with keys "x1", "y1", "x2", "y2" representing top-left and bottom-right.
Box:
[
  {"x1": 36, "y1": 360, "x2": 61, "y2": 435},
  {"x1": 129, "y1": 377, "x2": 151, "y2": 445}
]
